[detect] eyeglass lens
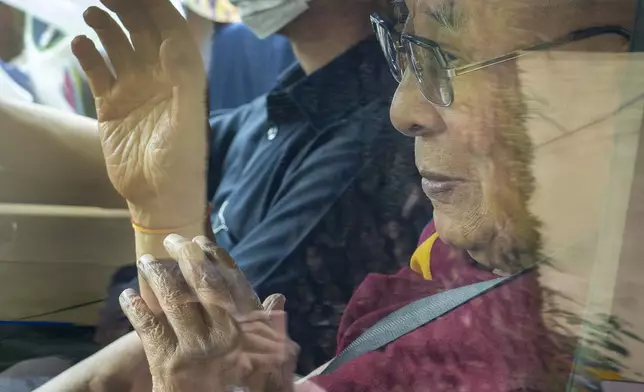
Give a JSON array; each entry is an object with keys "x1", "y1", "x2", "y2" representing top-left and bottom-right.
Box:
[
  {"x1": 373, "y1": 21, "x2": 404, "y2": 81},
  {"x1": 372, "y1": 18, "x2": 454, "y2": 106},
  {"x1": 406, "y1": 41, "x2": 453, "y2": 106}
]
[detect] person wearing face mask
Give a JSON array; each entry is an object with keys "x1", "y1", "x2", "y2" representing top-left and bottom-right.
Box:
[
  {"x1": 203, "y1": 0, "x2": 432, "y2": 369},
  {"x1": 0, "y1": 0, "x2": 432, "y2": 374},
  {"x1": 182, "y1": 0, "x2": 297, "y2": 111},
  {"x1": 207, "y1": 22, "x2": 296, "y2": 111}
]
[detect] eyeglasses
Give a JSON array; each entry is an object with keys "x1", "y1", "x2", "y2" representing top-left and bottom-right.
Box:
[{"x1": 370, "y1": 13, "x2": 632, "y2": 107}]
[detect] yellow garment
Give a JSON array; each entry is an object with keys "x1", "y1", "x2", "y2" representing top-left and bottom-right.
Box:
[{"x1": 409, "y1": 232, "x2": 439, "y2": 280}]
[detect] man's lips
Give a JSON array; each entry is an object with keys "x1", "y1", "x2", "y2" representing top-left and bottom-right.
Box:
[{"x1": 419, "y1": 171, "x2": 465, "y2": 201}]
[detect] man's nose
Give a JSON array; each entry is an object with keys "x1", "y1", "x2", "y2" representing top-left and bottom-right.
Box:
[{"x1": 390, "y1": 72, "x2": 447, "y2": 138}]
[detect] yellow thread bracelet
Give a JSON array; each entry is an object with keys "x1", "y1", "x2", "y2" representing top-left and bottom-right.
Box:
[
  {"x1": 131, "y1": 206, "x2": 212, "y2": 235},
  {"x1": 130, "y1": 221, "x2": 188, "y2": 235}
]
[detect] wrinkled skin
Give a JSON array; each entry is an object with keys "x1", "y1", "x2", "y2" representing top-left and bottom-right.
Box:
[
  {"x1": 120, "y1": 234, "x2": 299, "y2": 392},
  {"x1": 390, "y1": 0, "x2": 633, "y2": 271},
  {"x1": 71, "y1": 0, "x2": 207, "y2": 227}
]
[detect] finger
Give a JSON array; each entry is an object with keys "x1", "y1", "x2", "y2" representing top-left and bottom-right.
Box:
[
  {"x1": 71, "y1": 35, "x2": 114, "y2": 98},
  {"x1": 246, "y1": 341, "x2": 300, "y2": 392},
  {"x1": 243, "y1": 336, "x2": 284, "y2": 358},
  {"x1": 206, "y1": 304, "x2": 242, "y2": 353},
  {"x1": 159, "y1": 37, "x2": 205, "y2": 89},
  {"x1": 164, "y1": 234, "x2": 237, "y2": 320},
  {"x1": 137, "y1": 254, "x2": 210, "y2": 347},
  {"x1": 245, "y1": 350, "x2": 298, "y2": 371},
  {"x1": 240, "y1": 311, "x2": 289, "y2": 341},
  {"x1": 239, "y1": 319, "x2": 284, "y2": 345},
  {"x1": 245, "y1": 330, "x2": 299, "y2": 376},
  {"x1": 193, "y1": 235, "x2": 262, "y2": 314},
  {"x1": 262, "y1": 294, "x2": 286, "y2": 312},
  {"x1": 99, "y1": 0, "x2": 162, "y2": 64},
  {"x1": 267, "y1": 309, "x2": 289, "y2": 336},
  {"x1": 158, "y1": 37, "x2": 207, "y2": 144},
  {"x1": 83, "y1": 6, "x2": 136, "y2": 78},
  {"x1": 192, "y1": 235, "x2": 235, "y2": 268},
  {"x1": 119, "y1": 288, "x2": 176, "y2": 358},
  {"x1": 135, "y1": 0, "x2": 191, "y2": 40}
]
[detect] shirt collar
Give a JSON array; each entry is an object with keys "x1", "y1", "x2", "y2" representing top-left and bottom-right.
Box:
[{"x1": 266, "y1": 35, "x2": 397, "y2": 130}]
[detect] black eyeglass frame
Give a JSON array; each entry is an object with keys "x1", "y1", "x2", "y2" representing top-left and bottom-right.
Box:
[{"x1": 370, "y1": 13, "x2": 632, "y2": 107}]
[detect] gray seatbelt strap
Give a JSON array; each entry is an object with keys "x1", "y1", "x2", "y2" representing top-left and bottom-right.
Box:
[{"x1": 321, "y1": 274, "x2": 515, "y2": 375}]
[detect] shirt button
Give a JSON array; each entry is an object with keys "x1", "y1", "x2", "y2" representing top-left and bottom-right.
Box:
[{"x1": 267, "y1": 126, "x2": 278, "y2": 141}]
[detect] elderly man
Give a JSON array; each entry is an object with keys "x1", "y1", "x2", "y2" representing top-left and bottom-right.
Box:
[{"x1": 35, "y1": 0, "x2": 644, "y2": 391}]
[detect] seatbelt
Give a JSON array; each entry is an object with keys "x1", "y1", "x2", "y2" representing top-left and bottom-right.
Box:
[{"x1": 321, "y1": 272, "x2": 528, "y2": 374}]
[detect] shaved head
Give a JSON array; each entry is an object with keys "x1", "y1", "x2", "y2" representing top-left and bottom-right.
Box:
[
  {"x1": 404, "y1": 0, "x2": 636, "y2": 57},
  {"x1": 511, "y1": 0, "x2": 636, "y2": 41}
]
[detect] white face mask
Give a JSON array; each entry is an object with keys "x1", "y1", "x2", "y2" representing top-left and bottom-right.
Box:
[{"x1": 229, "y1": 0, "x2": 311, "y2": 39}]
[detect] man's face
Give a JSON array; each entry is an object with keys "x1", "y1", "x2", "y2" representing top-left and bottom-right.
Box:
[{"x1": 389, "y1": 0, "x2": 579, "y2": 270}]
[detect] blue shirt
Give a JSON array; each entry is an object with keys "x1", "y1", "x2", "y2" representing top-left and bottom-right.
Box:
[
  {"x1": 207, "y1": 23, "x2": 296, "y2": 111},
  {"x1": 0, "y1": 61, "x2": 34, "y2": 98},
  {"x1": 207, "y1": 36, "x2": 433, "y2": 370}
]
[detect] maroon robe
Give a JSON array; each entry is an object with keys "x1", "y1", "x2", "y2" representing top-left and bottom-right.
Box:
[{"x1": 310, "y1": 222, "x2": 572, "y2": 392}]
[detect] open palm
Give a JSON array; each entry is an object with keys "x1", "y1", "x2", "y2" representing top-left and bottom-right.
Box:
[{"x1": 72, "y1": 0, "x2": 207, "y2": 227}]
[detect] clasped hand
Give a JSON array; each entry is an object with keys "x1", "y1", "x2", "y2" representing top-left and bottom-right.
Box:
[{"x1": 120, "y1": 235, "x2": 299, "y2": 392}]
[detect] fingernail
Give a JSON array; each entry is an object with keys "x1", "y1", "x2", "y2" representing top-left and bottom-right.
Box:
[
  {"x1": 263, "y1": 293, "x2": 286, "y2": 311},
  {"x1": 192, "y1": 236, "x2": 211, "y2": 247},
  {"x1": 119, "y1": 288, "x2": 137, "y2": 305},
  {"x1": 137, "y1": 254, "x2": 156, "y2": 269},
  {"x1": 70, "y1": 36, "x2": 90, "y2": 53},
  {"x1": 83, "y1": 6, "x2": 106, "y2": 28},
  {"x1": 72, "y1": 35, "x2": 88, "y2": 45},
  {"x1": 272, "y1": 294, "x2": 286, "y2": 311},
  {"x1": 263, "y1": 296, "x2": 276, "y2": 310},
  {"x1": 163, "y1": 233, "x2": 185, "y2": 248}
]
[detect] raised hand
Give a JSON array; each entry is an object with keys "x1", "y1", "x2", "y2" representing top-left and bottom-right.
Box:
[
  {"x1": 71, "y1": 0, "x2": 207, "y2": 228},
  {"x1": 119, "y1": 235, "x2": 299, "y2": 392}
]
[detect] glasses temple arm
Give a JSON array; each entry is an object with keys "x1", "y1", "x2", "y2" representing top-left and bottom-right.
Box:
[{"x1": 450, "y1": 26, "x2": 632, "y2": 77}]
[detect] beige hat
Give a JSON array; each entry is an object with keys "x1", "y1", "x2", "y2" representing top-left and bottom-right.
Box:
[{"x1": 182, "y1": 0, "x2": 240, "y2": 23}]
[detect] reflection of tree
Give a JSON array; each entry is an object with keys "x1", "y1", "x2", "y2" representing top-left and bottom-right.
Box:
[
  {"x1": 570, "y1": 314, "x2": 644, "y2": 391},
  {"x1": 542, "y1": 287, "x2": 644, "y2": 391}
]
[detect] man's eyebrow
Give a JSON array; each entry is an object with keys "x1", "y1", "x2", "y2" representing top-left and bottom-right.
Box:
[{"x1": 423, "y1": 0, "x2": 467, "y2": 33}]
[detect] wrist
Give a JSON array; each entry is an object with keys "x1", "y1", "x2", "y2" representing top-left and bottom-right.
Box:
[
  {"x1": 128, "y1": 196, "x2": 206, "y2": 230},
  {"x1": 129, "y1": 198, "x2": 210, "y2": 258},
  {"x1": 134, "y1": 220, "x2": 206, "y2": 255}
]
